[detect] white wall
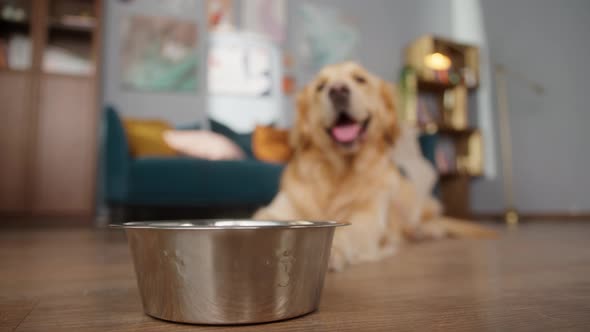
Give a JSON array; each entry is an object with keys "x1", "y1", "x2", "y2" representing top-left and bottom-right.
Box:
[{"x1": 472, "y1": 0, "x2": 590, "y2": 213}]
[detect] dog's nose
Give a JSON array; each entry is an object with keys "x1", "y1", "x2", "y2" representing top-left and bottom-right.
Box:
[{"x1": 328, "y1": 84, "x2": 350, "y2": 106}]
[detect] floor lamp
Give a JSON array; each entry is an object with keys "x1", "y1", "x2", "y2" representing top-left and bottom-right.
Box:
[{"x1": 494, "y1": 64, "x2": 545, "y2": 225}]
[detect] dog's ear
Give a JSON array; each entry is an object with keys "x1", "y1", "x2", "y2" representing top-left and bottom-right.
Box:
[
  {"x1": 289, "y1": 85, "x2": 312, "y2": 150},
  {"x1": 380, "y1": 80, "x2": 400, "y2": 145}
]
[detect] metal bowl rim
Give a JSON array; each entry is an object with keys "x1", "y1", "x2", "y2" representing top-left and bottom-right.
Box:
[{"x1": 109, "y1": 219, "x2": 349, "y2": 230}]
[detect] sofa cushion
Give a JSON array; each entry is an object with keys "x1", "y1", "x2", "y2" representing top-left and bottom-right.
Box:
[
  {"x1": 253, "y1": 125, "x2": 291, "y2": 163},
  {"x1": 123, "y1": 118, "x2": 177, "y2": 157},
  {"x1": 163, "y1": 130, "x2": 245, "y2": 161},
  {"x1": 127, "y1": 157, "x2": 283, "y2": 206},
  {"x1": 209, "y1": 119, "x2": 254, "y2": 158}
]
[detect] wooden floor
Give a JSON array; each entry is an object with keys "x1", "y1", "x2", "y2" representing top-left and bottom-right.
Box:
[{"x1": 1, "y1": 221, "x2": 589, "y2": 331}]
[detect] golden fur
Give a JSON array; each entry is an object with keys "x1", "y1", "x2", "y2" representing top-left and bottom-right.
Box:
[{"x1": 254, "y1": 62, "x2": 494, "y2": 271}]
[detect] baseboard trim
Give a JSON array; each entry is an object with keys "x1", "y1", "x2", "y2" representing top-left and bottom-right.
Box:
[
  {"x1": 0, "y1": 215, "x2": 94, "y2": 227},
  {"x1": 472, "y1": 212, "x2": 590, "y2": 222}
]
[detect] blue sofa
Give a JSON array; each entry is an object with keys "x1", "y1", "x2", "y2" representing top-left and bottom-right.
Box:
[{"x1": 101, "y1": 107, "x2": 284, "y2": 217}]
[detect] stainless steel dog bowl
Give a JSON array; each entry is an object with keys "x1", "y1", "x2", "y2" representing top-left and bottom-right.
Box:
[{"x1": 114, "y1": 220, "x2": 347, "y2": 325}]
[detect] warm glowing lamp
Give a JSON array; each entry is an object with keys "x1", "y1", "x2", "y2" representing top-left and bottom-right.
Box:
[{"x1": 424, "y1": 52, "x2": 452, "y2": 71}]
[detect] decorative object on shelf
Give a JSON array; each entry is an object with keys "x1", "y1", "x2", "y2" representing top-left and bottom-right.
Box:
[
  {"x1": 7, "y1": 34, "x2": 31, "y2": 69},
  {"x1": 494, "y1": 64, "x2": 545, "y2": 225},
  {"x1": 121, "y1": 15, "x2": 199, "y2": 92},
  {"x1": 456, "y1": 130, "x2": 484, "y2": 176},
  {"x1": 0, "y1": 1, "x2": 31, "y2": 70},
  {"x1": 1, "y1": 3, "x2": 27, "y2": 22},
  {"x1": 443, "y1": 85, "x2": 467, "y2": 129}
]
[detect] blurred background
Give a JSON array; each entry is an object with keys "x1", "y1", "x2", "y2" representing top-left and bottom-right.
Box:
[{"x1": 0, "y1": 0, "x2": 588, "y2": 225}]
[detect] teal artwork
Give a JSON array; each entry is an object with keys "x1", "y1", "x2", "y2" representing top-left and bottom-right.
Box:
[
  {"x1": 298, "y1": 2, "x2": 359, "y2": 71},
  {"x1": 121, "y1": 15, "x2": 199, "y2": 92}
]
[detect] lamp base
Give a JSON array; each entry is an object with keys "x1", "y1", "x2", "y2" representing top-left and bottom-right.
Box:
[{"x1": 504, "y1": 208, "x2": 520, "y2": 226}]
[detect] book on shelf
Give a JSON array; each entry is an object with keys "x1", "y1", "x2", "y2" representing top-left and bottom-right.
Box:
[
  {"x1": 0, "y1": 39, "x2": 7, "y2": 68},
  {"x1": 434, "y1": 136, "x2": 456, "y2": 175},
  {"x1": 416, "y1": 93, "x2": 441, "y2": 127}
]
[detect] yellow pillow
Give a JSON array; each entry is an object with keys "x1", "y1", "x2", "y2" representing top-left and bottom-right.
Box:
[
  {"x1": 123, "y1": 118, "x2": 177, "y2": 157},
  {"x1": 253, "y1": 125, "x2": 292, "y2": 163}
]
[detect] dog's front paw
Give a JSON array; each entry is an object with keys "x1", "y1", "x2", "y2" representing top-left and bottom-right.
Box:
[{"x1": 405, "y1": 221, "x2": 446, "y2": 241}]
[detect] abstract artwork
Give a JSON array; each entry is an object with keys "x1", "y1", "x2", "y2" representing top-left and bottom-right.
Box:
[
  {"x1": 297, "y1": 2, "x2": 359, "y2": 71},
  {"x1": 208, "y1": 42, "x2": 273, "y2": 97},
  {"x1": 121, "y1": 15, "x2": 199, "y2": 92},
  {"x1": 242, "y1": 0, "x2": 286, "y2": 44},
  {"x1": 207, "y1": 0, "x2": 234, "y2": 31}
]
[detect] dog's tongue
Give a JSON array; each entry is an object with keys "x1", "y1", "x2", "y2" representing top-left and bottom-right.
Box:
[{"x1": 331, "y1": 123, "x2": 362, "y2": 143}]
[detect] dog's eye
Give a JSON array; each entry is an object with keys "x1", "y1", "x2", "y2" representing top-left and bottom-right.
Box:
[
  {"x1": 354, "y1": 75, "x2": 367, "y2": 84},
  {"x1": 316, "y1": 81, "x2": 326, "y2": 92}
]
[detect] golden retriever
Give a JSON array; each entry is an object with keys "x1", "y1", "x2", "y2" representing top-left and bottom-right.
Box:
[{"x1": 254, "y1": 62, "x2": 494, "y2": 271}]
